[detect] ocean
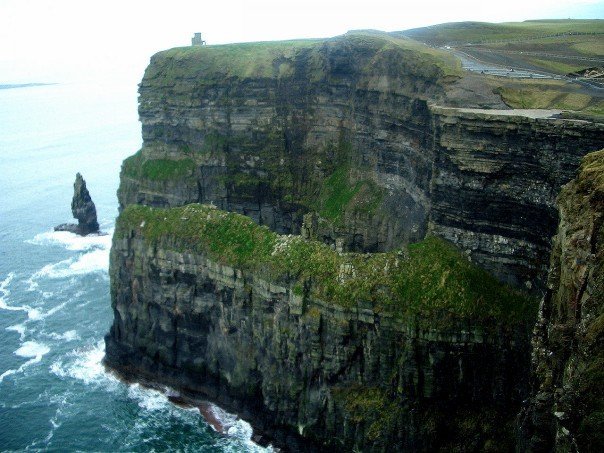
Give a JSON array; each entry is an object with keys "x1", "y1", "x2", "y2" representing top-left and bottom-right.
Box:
[{"x1": 0, "y1": 82, "x2": 267, "y2": 452}]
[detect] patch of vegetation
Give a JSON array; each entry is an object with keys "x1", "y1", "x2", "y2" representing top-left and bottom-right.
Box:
[
  {"x1": 140, "y1": 158, "x2": 196, "y2": 181},
  {"x1": 525, "y1": 57, "x2": 585, "y2": 75},
  {"x1": 116, "y1": 204, "x2": 536, "y2": 326},
  {"x1": 576, "y1": 355, "x2": 604, "y2": 451},
  {"x1": 332, "y1": 385, "x2": 404, "y2": 442},
  {"x1": 576, "y1": 149, "x2": 604, "y2": 207},
  {"x1": 146, "y1": 39, "x2": 321, "y2": 81},
  {"x1": 144, "y1": 31, "x2": 460, "y2": 86},
  {"x1": 318, "y1": 166, "x2": 361, "y2": 221},
  {"x1": 121, "y1": 149, "x2": 143, "y2": 178},
  {"x1": 200, "y1": 132, "x2": 228, "y2": 155},
  {"x1": 495, "y1": 81, "x2": 604, "y2": 114},
  {"x1": 121, "y1": 149, "x2": 196, "y2": 181},
  {"x1": 317, "y1": 167, "x2": 384, "y2": 223}
]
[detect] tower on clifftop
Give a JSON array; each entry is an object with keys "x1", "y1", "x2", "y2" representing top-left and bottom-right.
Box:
[{"x1": 191, "y1": 33, "x2": 206, "y2": 46}]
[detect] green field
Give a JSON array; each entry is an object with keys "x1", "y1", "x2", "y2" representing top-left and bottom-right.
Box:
[{"x1": 400, "y1": 20, "x2": 604, "y2": 46}]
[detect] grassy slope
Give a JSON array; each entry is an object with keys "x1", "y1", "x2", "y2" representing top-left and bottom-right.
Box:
[
  {"x1": 116, "y1": 204, "x2": 536, "y2": 327},
  {"x1": 400, "y1": 20, "x2": 604, "y2": 114},
  {"x1": 144, "y1": 31, "x2": 461, "y2": 83},
  {"x1": 400, "y1": 20, "x2": 604, "y2": 46},
  {"x1": 492, "y1": 78, "x2": 604, "y2": 115},
  {"x1": 121, "y1": 149, "x2": 197, "y2": 181}
]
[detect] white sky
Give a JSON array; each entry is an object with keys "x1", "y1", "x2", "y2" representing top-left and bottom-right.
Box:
[{"x1": 0, "y1": 0, "x2": 602, "y2": 84}]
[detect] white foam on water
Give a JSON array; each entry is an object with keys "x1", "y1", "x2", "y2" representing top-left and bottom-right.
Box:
[
  {"x1": 1, "y1": 272, "x2": 15, "y2": 298},
  {"x1": 28, "y1": 229, "x2": 112, "y2": 252},
  {"x1": 0, "y1": 273, "x2": 19, "y2": 311},
  {"x1": 48, "y1": 330, "x2": 79, "y2": 342},
  {"x1": 6, "y1": 323, "x2": 26, "y2": 340},
  {"x1": 125, "y1": 383, "x2": 268, "y2": 450},
  {"x1": 27, "y1": 307, "x2": 43, "y2": 320},
  {"x1": 25, "y1": 228, "x2": 113, "y2": 285},
  {"x1": 15, "y1": 341, "x2": 51, "y2": 359},
  {"x1": 31, "y1": 247, "x2": 109, "y2": 280},
  {"x1": 204, "y1": 402, "x2": 272, "y2": 451},
  {"x1": 208, "y1": 403, "x2": 255, "y2": 442},
  {"x1": 0, "y1": 273, "x2": 43, "y2": 320},
  {"x1": 128, "y1": 384, "x2": 173, "y2": 412},
  {"x1": 0, "y1": 341, "x2": 51, "y2": 384},
  {"x1": 50, "y1": 340, "x2": 118, "y2": 390}
]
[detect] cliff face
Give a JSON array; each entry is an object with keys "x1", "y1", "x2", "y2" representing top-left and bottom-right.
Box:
[
  {"x1": 120, "y1": 34, "x2": 444, "y2": 255},
  {"x1": 106, "y1": 33, "x2": 604, "y2": 450},
  {"x1": 519, "y1": 149, "x2": 604, "y2": 452},
  {"x1": 429, "y1": 107, "x2": 604, "y2": 290},
  {"x1": 106, "y1": 204, "x2": 535, "y2": 451},
  {"x1": 118, "y1": 34, "x2": 604, "y2": 291}
]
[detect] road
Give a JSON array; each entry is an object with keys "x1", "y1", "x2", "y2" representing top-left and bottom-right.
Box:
[{"x1": 449, "y1": 49, "x2": 604, "y2": 91}]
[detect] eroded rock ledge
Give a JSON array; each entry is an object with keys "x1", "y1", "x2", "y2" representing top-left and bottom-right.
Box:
[
  {"x1": 118, "y1": 33, "x2": 604, "y2": 291},
  {"x1": 105, "y1": 204, "x2": 536, "y2": 451}
]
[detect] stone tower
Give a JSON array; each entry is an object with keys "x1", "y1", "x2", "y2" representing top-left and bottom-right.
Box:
[{"x1": 191, "y1": 33, "x2": 206, "y2": 46}]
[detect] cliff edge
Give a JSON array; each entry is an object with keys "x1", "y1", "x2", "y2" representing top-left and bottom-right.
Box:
[
  {"x1": 105, "y1": 204, "x2": 535, "y2": 451},
  {"x1": 520, "y1": 149, "x2": 604, "y2": 452},
  {"x1": 105, "y1": 31, "x2": 604, "y2": 451},
  {"x1": 118, "y1": 32, "x2": 604, "y2": 291}
]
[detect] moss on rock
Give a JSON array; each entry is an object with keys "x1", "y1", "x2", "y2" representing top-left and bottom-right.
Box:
[{"x1": 116, "y1": 203, "x2": 536, "y2": 326}]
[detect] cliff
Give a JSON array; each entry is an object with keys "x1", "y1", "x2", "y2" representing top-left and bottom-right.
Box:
[
  {"x1": 519, "y1": 149, "x2": 604, "y2": 452},
  {"x1": 117, "y1": 33, "x2": 604, "y2": 291},
  {"x1": 105, "y1": 32, "x2": 604, "y2": 450},
  {"x1": 106, "y1": 204, "x2": 535, "y2": 451}
]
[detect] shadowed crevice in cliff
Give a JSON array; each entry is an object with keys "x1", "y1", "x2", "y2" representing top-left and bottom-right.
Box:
[{"x1": 519, "y1": 149, "x2": 604, "y2": 452}]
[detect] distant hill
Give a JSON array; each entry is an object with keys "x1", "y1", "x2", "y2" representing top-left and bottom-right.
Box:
[{"x1": 397, "y1": 19, "x2": 604, "y2": 46}]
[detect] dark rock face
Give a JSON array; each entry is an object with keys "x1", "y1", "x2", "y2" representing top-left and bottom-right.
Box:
[
  {"x1": 55, "y1": 173, "x2": 99, "y2": 235},
  {"x1": 519, "y1": 150, "x2": 604, "y2": 452},
  {"x1": 117, "y1": 37, "x2": 604, "y2": 291},
  {"x1": 106, "y1": 34, "x2": 604, "y2": 450},
  {"x1": 428, "y1": 107, "x2": 604, "y2": 292},
  {"x1": 106, "y1": 231, "x2": 532, "y2": 451}
]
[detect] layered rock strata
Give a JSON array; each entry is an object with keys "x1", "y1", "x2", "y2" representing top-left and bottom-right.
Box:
[
  {"x1": 105, "y1": 204, "x2": 535, "y2": 451},
  {"x1": 117, "y1": 34, "x2": 604, "y2": 290},
  {"x1": 519, "y1": 149, "x2": 604, "y2": 452},
  {"x1": 106, "y1": 32, "x2": 604, "y2": 450}
]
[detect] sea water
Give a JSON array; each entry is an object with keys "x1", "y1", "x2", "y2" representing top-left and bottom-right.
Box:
[{"x1": 0, "y1": 82, "x2": 267, "y2": 451}]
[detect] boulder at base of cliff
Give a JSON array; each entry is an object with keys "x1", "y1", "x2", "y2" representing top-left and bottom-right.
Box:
[{"x1": 54, "y1": 173, "x2": 100, "y2": 236}]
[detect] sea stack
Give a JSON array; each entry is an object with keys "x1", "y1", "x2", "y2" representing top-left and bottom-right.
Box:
[{"x1": 55, "y1": 173, "x2": 99, "y2": 235}]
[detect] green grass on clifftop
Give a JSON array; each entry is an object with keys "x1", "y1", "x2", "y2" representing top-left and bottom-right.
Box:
[
  {"x1": 116, "y1": 204, "x2": 536, "y2": 326},
  {"x1": 143, "y1": 31, "x2": 460, "y2": 84},
  {"x1": 122, "y1": 149, "x2": 197, "y2": 181}
]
